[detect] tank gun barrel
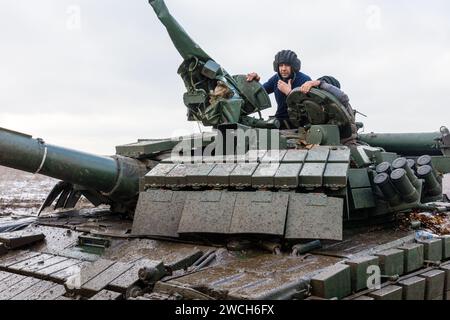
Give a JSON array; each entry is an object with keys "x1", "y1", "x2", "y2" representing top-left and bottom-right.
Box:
[
  {"x1": 0, "y1": 127, "x2": 146, "y2": 202},
  {"x1": 149, "y1": 0, "x2": 211, "y2": 62}
]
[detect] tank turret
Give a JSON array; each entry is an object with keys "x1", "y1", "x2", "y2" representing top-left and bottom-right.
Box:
[{"x1": 1, "y1": 0, "x2": 450, "y2": 301}]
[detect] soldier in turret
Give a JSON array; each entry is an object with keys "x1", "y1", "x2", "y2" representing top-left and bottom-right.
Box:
[
  {"x1": 300, "y1": 76, "x2": 358, "y2": 145},
  {"x1": 246, "y1": 50, "x2": 312, "y2": 129}
]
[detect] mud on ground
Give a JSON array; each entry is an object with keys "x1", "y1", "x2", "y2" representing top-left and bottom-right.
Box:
[{"x1": 0, "y1": 166, "x2": 56, "y2": 217}]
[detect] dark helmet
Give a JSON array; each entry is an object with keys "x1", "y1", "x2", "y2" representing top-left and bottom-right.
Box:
[
  {"x1": 273, "y1": 50, "x2": 301, "y2": 74},
  {"x1": 318, "y1": 76, "x2": 341, "y2": 89}
]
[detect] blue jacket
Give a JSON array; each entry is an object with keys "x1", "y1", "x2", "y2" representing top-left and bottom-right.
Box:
[{"x1": 263, "y1": 72, "x2": 312, "y2": 119}]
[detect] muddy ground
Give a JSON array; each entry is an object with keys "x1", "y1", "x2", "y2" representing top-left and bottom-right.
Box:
[
  {"x1": 0, "y1": 166, "x2": 56, "y2": 217},
  {"x1": 0, "y1": 165, "x2": 97, "y2": 219}
]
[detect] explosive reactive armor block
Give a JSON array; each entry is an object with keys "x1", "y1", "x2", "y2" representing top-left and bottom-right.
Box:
[
  {"x1": 441, "y1": 236, "x2": 450, "y2": 259},
  {"x1": 375, "y1": 249, "x2": 404, "y2": 277},
  {"x1": 398, "y1": 276, "x2": 426, "y2": 300},
  {"x1": 419, "y1": 270, "x2": 445, "y2": 300},
  {"x1": 368, "y1": 285, "x2": 403, "y2": 300},
  {"x1": 345, "y1": 256, "x2": 379, "y2": 292},
  {"x1": 417, "y1": 238, "x2": 443, "y2": 262},
  {"x1": 397, "y1": 243, "x2": 424, "y2": 273},
  {"x1": 311, "y1": 264, "x2": 351, "y2": 300}
]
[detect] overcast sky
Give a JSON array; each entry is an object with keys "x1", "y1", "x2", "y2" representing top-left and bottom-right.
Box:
[{"x1": 1, "y1": 0, "x2": 449, "y2": 154}]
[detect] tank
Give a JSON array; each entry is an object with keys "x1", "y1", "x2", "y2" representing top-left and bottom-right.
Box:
[{"x1": 1, "y1": 0, "x2": 450, "y2": 301}]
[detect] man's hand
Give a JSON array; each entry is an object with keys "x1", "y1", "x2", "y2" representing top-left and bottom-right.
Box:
[
  {"x1": 277, "y1": 79, "x2": 292, "y2": 96},
  {"x1": 300, "y1": 80, "x2": 321, "y2": 94},
  {"x1": 246, "y1": 72, "x2": 261, "y2": 82}
]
